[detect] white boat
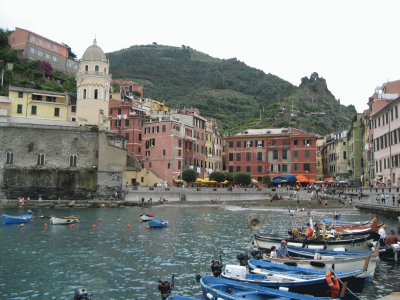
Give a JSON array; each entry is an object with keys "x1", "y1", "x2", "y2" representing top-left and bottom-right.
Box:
[
  {"x1": 264, "y1": 252, "x2": 378, "y2": 279},
  {"x1": 50, "y1": 216, "x2": 80, "y2": 225},
  {"x1": 139, "y1": 213, "x2": 155, "y2": 222}
]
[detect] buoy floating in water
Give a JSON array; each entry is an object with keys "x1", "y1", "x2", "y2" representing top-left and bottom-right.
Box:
[
  {"x1": 92, "y1": 224, "x2": 97, "y2": 229},
  {"x1": 145, "y1": 225, "x2": 150, "y2": 229},
  {"x1": 71, "y1": 223, "x2": 76, "y2": 229},
  {"x1": 127, "y1": 224, "x2": 131, "y2": 229},
  {"x1": 19, "y1": 223, "x2": 25, "y2": 228},
  {"x1": 43, "y1": 223, "x2": 48, "y2": 228}
]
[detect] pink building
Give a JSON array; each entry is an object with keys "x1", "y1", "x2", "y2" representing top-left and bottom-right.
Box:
[{"x1": 225, "y1": 128, "x2": 317, "y2": 183}]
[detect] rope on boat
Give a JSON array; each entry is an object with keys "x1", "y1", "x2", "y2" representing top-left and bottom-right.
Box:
[{"x1": 331, "y1": 269, "x2": 361, "y2": 300}]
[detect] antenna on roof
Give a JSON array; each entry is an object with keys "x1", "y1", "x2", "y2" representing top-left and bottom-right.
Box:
[{"x1": 93, "y1": 35, "x2": 97, "y2": 45}]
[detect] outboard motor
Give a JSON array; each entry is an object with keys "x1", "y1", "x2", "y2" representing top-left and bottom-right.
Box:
[
  {"x1": 158, "y1": 274, "x2": 174, "y2": 300},
  {"x1": 74, "y1": 288, "x2": 91, "y2": 300},
  {"x1": 210, "y1": 260, "x2": 222, "y2": 277},
  {"x1": 250, "y1": 247, "x2": 261, "y2": 258},
  {"x1": 236, "y1": 251, "x2": 249, "y2": 266}
]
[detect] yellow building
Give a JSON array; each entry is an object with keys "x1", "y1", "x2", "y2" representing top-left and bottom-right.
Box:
[{"x1": 7, "y1": 86, "x2": 71, "y2": 121}]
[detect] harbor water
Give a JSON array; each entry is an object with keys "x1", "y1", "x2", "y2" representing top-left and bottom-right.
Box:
[{"x1": 0, "y1": 204, "x2": 399, "y2": 299}]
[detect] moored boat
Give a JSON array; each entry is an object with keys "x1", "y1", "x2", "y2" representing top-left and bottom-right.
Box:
[
  {"x1": 50, "y1": 215, "x2": 80, "y2": 225},
  {"x1": 139, "y1": 213, "x2": 155, "y2": 222},
  {"x1": 200, "y1": 275, "x2": 340, "y2": 299},
  {"x1": 378, "y1": 242, "x2": 400, "y2": 263},
  {"x1": 253, "y1": 233, "x2": 374, "y2": 251},
  {"x1": 1, "y1": 213, "x2": 33, "y2": 224},
  {"x1": 247, "y1": 259, "x2": 366, "y2": 294},
  {"x1": 147, "y1": 219, "x2": 168, "y2": 228}
]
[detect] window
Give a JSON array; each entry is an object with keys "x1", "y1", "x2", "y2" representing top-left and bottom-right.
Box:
[
  {"x1": 236, "y1": 166, "x2": 241, "y2": 172},
  {"x1": 293, "y1": 163, "x2": 298, "y2": 171},
  {"x1": 282, "y1": 164, "x2": 287, "y2": 172},
  {"x1": 125, "y1": 133, "x2": 129, "y2": 141},
  {"x1": 257, "y1": 165, "x2": 262, "y2": 172},
  {"x1": 17, "y1": 104, "x2": 23, "y2": 114},
  {"x1": 282, "y1": 149, "x2": 287, "y2": 159},
  {"x1": 163, "y1": 149, "x2": 166, "y2": 156},
  {"x1": 294, "y1": 150, "x2": 298, "y2": 158},
  {"x1": 343, "y1": 151, "x2": 347, "y2": 159},
  {"x1": 32, "y1": 94, "x2": 43, "y2": 101},
  {"x1": 37, "y1": 153, "x2": 45, "y2": 166},
  {"x1": 69, "y1": 154, "x2": 78, "y2": 167},
  {"x1": 71, "y1": 105, "x2": 76, "y2": 113},
  {"x1": 95, "y1": 65, "x2": 99, "y2": 72},
  {"x1": 229, "y1": 166, "x2": 233, "y2": 172},
  {"x1": 125, "y1": 119, "x2": 130, "y2": 127},
  {"x1": 305, "y1": 150, "x2": 310, "y2": 158},
  {"x1": 229, "y1": 153, "x2": 233, "y2": 161},
  {"x1": 236, "y1": 153, "x2": 241, "y2": 161},
  {"x1": 236, "y1": 141, "x2": 241, "y2": 147},
  {"x1": 246, "y1": 166, "x2": 251, "y2": 173},
  {"x1": 246, "y1": 152, "x2": 251, "y2": 161},
  {"x1": 83, "y1": 89, "x2": 86, "y2": 99},
  {"x1": 85, "y1": 65, "x2": 88, "y2": 72},
  {"x1": 18, "y1": 91, "x2": 23, "y2": 98},
  {"x1": 31, "y1": 105, "x2": 37, "y2": 115},
  {"x1": 6, "y1": 152, "x2": 14, "y2": 164},
  {"x1": 304, "y1": 139, "x2": 311, "y2": 146},
  {"x1": 178, "y1": 161, "x2": 181, "y2": 170},
  {"x1": 54, "y1": 107, "x2": 60, "y2": 117},
  {"x1": 303, "y1": 163, "x2": 310, "y2": 172},
  {"x1": 257, "y1": 152, "x2": 263, "y2": 161},
  {"x1": 294, "y1": 139, "x2": 298, "y2": 146},
  {"x1": 162, "y1": 125, "x2": 166, "y2": 132},
  {"x1": 271, "y1": 140, "x2": 276, "y2": 146},
  {"x1": 229, "y1": 141, "x2": 233, "y2": 148},
  {"x1": 273, "y1": 149, "x2": 278, "y2": 159},
  {"x1": 94, "y1": 89, "x2": 98, "y2": 99}
]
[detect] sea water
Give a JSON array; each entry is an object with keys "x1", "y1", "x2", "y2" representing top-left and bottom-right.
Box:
[{"x1": 0, "y1": 205, "x2": 399, "y2": 299}]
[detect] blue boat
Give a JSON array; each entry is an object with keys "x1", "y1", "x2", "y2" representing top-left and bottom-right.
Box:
[
  {"x1": 166, "y1": 295, "x2": 203, "y2": 300},
  {"x1": 247, "y1": 259, "x2": 365, "y2": 294},
  {"x1": 1, "y1": 213, "x2": 33, "y2": 224},
  {"x1": 199, "y1": 276, "x2": 338, "y2": 299},
  {"x1": 287, "y1": 246, "x2": 372, "y2": 258},
  {"x1": 147, "y1": 219, "x2": 168, "y2": 228}
]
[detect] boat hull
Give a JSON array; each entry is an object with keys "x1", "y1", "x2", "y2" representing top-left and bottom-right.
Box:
[
  {"x1": 50, "y1": 216, "x2": 80, "y2": 225},
  {"x1": 379, "y1": 243, "x2": 400, "y2": 263},
  {"x1": 253, "y1": 233, "x2": 373, "y2": 251},
  {"x1": 201, "y1": 275, "x2": 338, "y2": 299},
  {"x1": 147, "y1": 219, "x2": 168, "y2": 228},
  {"x1": 247, "y1": 259, "x2": 366, "y2": 294},
  {"x1": 1, "y1": 214, "x2": 32, "y2": 224}
]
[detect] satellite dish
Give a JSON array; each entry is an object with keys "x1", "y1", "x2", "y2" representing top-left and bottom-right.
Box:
[{"x1": 248, "y1": 214, "x2": 261, "y2": 230}]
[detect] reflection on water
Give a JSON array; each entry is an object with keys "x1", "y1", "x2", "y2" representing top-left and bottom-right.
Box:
[{"x1": 0, "y1": 205, "x2": 399, "y2": 299}]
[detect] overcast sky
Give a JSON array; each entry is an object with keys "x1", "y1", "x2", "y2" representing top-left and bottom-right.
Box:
[{"x1": 1, "y1": 0, "x2": 399, "y2": 113}]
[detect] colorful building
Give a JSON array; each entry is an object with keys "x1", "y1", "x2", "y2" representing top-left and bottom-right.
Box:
[
  {"x1": 8, "y1": 27, "x2": 78, "y2": 74},
  {"x1": 347, "y1": 114, "x2": 364, "y2": 185},
  {"x1": 225, "y1": 128, "x2": 317, "y2": 183}
]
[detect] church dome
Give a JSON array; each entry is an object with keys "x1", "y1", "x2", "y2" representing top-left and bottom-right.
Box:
[{"x1": 81, "y1": 39, "x2": 107, "y2": 62}]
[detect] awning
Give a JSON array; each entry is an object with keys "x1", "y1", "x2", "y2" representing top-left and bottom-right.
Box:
[
  {"x1": 281, "y1": 175, "x2": 296, "y2": 183},
  {"x1": 296, "y1": 175, "x2": 309, "y2": 183},
  {"x1": 272, "y1": 176, "x2": 284, "y2": 184}
]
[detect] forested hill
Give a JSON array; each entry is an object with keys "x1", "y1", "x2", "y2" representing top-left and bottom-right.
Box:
[{"x1": 107, "y1": 45, "x2": 357, "y2": 135}]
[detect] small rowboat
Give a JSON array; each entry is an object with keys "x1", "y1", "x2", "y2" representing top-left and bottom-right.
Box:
[
  {"x1": 147, "y1": 219, "x2": 168, "y2": 228},
  {"x1": 50, "y1": 215, "x2": 80, "y2": 225},
  {"x1": 1, "y1": 213, "x2": 33, "y2": 224},
  {"x1": 139, "y1": 213, "x2": 155, "y2": 222}
]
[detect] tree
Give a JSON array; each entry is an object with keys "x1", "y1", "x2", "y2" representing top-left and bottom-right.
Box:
[
  {"x1": 209, "y1": 171, "x2": 225, "y2": 183},
  {"x1": 233, "y1": 172, "x2": 251, "y2": 186},
  {"x1": 222, "y1": 172, "x2": 233, "y2": 182},
  {"x1": 182, "y1": 168, "x2": 197, "y2": 186},
  {"x1": 262, "y1": 175, "x2": 271, "y2": 187},
  {"x1": 62, "y1": 43, "x2": 77, "y2": 60}
]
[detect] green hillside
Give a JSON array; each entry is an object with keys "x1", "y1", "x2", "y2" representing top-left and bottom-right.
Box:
[{"x1": 108, "y1": 44, "x2": 356, "y2": 135}]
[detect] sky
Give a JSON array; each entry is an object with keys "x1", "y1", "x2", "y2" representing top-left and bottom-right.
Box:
[{"x1": 1, "y1": 0, "x2": 400, "y2": 113}]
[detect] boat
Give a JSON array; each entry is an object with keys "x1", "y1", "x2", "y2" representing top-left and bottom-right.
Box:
[
  {"x1": 147, "y1": 219, "x2": 168, "y2": 228},
  {"x1": 253, "y1": 233, "x2": 374, "y2": 251},
  {"x1": 200, "y1": 275, "x2": 340, "y2": 299},
  {"x1": 139, "y1": 213, "x2": 155, "y2": 222},
  {"x1": 378, "y1": 242, "x2": 400, "y2": 262},
  {"x1": 50, "y1": 215, "x2": 80, "y2": 225},
  {"x1": 286, "y1": 246, "x2": 373, "y2": 258},
  {"x1": 263, "y1": 251, "x2": 377, "y2": 279},
  {"x1": 166, "y1": 296, "x2": 202, "y2": 300},
  {"x1": 247, "y1": 259, "x2": 366, "y2": 294},
  {"x1": 321, "y1": 219, "x2": 371, "y2": 226},
  {"x1": 1, "y1": 213, "x2": 33, "y2": 224}
]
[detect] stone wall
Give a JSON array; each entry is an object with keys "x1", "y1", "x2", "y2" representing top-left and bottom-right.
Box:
[{"x1": 0, "y1": 124, "x2": 117, "y2": 200}]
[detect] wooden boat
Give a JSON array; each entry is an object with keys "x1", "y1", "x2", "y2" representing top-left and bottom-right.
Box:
[
  {"x1": 378, "y1": 243, "x2": 400, "y2": 262},
  {"x1": 200, "y1": 275, "x2": 340, "y2": 299},
  {"x1": 139, "y1": 213, "x2": 155, "y2": 222},
  {"x1": 50, "y1": 215, "x2": 80, "y2": 225},
  {"x1": 287, "y1": 246, "x2": 373, "y2": 258},
  {"x1": 264, "y1": 251, "x2": 377, "y2": 279},
  {"x1": 253, "y1": 233, "x2": 374, "y2": 251},
  {"x1": 1, "y1": 213, "x2": 33, "y2": 224},
  {"x1": 247, "y1": 259, "x2": 366, "y2": 294},
  {"x1": 322, "y1": 218, "x2": 371, "y2": 226},
  {"x1": 147, "y1": 219, "x2": 168, "y2": 228}
]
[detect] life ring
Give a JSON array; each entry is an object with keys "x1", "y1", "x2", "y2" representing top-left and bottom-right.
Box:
[{"x1": 325, "y1": 271, "x2": 340, "y2": 298}]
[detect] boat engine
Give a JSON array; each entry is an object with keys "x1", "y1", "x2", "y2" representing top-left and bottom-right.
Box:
[
  {"x1": 210, "y1": 260, "x2": 222, "y2": 277},
  {"x1": 236, "y1": 251, "x2": 249, "y2": 266},
  {"x1": 73, "y1": 288, "x2": 91, "y2": 300},
  {"x1": 250, "y1": 247, "x2": 261, "y2": 258},
  {"x1": 158, "y1": 274, "x2": 174, "y2": 300}
]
